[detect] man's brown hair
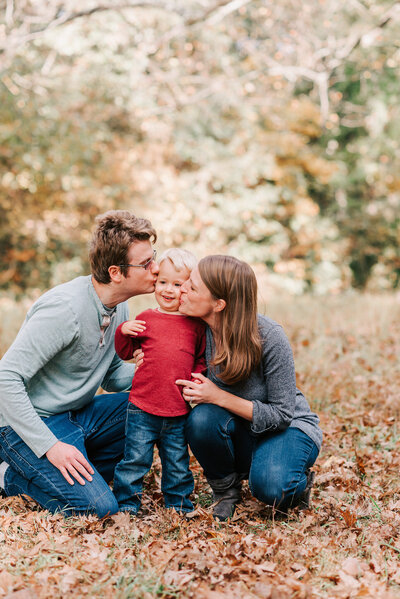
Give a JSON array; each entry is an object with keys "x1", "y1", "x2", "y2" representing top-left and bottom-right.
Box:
[
  {"x1": 89, "y1": 210, "x2": 157, "y2": 283},
  {"x1": 198, "y1": 255, "x2": 262, "y2": 384}
]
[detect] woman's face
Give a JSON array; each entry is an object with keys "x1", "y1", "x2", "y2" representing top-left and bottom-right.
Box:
[{"x1": 179, "y1": 266, "x2": 217, "y2": 325}]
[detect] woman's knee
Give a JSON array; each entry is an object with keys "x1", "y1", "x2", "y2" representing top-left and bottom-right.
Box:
[
  {"x1": 186, "y1": 404, "x2": 223, "y2": 441},
  {"x1": 249, "y1": 465, "x2": 289, "y2": 507}
]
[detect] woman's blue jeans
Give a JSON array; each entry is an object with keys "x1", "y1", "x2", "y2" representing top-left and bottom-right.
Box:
[
  {"x1": 0, "y1": 392, "x2": 129, "y2": 517},
  {"x1": 113, "y1": 405, "x2": 194, "y2": 514},
  {"x1": 186, "y1": 404, "x2": 319, "y2": 511}
]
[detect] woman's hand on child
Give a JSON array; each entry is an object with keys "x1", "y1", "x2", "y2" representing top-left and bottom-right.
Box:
[
  {"x1": 121, "y1": 320, "x2": 146, "y2": 336},
  {"x1": 175, "y1": 372, "x2": 220, "y2": 406}
]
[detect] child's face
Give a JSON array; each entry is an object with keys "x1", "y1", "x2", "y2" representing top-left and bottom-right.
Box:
[{"x1": 154, "y1": 260, "x2": 190, "y2": 313}]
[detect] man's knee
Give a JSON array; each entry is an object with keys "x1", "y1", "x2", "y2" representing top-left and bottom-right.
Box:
[
  {"x1": 61, "y1": 482, "x2": 119, "y2": 518},
  {"x1": 80, "y1": 485, "x2": 119, "y2": 518}
]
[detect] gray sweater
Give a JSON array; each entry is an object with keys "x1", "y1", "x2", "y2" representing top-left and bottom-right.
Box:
[
  {"x1": 0, "y1": 276, "x2": 134, "y2": 458},
  {"x1": 205, "y1": 315, "x2": 322, "y2": 449}
]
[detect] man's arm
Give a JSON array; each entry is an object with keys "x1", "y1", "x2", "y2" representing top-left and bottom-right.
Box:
[
  {"x1": 0, "y1": 300, "x2": 78, "y2": 457},
  {"x1": 101, "y1": 350, "x2": 135, "y2": 392},
  {"x1": 0, "y1": 299, "x2": 94, "y2": 485}
]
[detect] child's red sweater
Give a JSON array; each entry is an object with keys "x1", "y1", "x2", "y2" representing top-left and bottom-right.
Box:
[{"x1": 114, "y1": 309, "x2": 206, "y2": 416}]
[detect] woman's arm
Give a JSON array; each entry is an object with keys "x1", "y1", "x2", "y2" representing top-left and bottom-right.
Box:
[
  {"x1": 250, "y1": 324, "x2": 296, "y2": 434},
  {"x1": 175, "y1": 373, "x2": 254, "y2": 421}
]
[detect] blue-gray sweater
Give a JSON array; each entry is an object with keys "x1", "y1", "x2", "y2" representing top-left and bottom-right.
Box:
[
  {"x1": 0, "y1": 276, "x2": 134, "y2": 458},
  {"x1": 205, "y1": 315, "x2": 322, "y2": 449}
]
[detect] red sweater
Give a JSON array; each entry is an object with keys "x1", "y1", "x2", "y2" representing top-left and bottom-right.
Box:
[{"x1": 114, "y1": 309, "x2": 206, "y2": 416}]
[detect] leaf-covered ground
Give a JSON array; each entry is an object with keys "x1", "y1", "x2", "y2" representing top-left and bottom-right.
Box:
[{"x1": 0, "y1": 294, "x2": 399, "y2": 598}]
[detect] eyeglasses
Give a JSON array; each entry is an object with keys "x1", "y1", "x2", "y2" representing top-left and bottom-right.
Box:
[
  {"x1": 99, "y1": 314, "x2": 111, "y2": 348},
  {"x1": 117, "y1": 249, "x2": 157, "y2": 271}
]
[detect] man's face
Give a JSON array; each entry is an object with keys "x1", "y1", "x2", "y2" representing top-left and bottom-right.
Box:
[{"x1": 121, "y1": 240, "x2": 159, "y2": 297}]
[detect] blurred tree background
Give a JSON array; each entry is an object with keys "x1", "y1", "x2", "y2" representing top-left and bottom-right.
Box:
[{"x1": 1, "y1": 0, "x2": 399, "y2": 297}]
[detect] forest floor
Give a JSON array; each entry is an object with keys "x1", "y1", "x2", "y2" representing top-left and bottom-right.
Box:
[{"x1": 0, "y1": 293, "x2": 399, "y2": 598}]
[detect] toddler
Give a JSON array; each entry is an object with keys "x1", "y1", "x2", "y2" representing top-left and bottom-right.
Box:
[{"x1": 113, "y1": 249, "x2": 206, "y2": 515}]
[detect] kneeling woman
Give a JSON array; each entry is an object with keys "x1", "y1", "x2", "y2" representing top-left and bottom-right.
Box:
[{"x1": 176, "y1": 255, "x2": 322, "y2": 520}]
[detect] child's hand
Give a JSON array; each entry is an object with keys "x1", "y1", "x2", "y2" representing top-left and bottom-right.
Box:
[{"x1": 121, "y1": 320, "x2": 146, "y2": 336}]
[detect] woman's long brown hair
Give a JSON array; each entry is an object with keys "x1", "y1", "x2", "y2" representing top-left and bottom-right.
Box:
[{"x1": 198, "y1": 255, "x2": 262, "y2": 385}]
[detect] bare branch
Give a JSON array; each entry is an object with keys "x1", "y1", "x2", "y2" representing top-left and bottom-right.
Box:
[
  {"x1": 5, "y1": 0, "x2": 14, "y2": 27},
  {"x1": 0, "y1": 0, "x2": 256, "y2": 61},
  {"x1": 193, "y1": 0, "x2": 254, "y2": 26},
  {"x1": 330, "y1": 1, "x2": 400, "y2": 67}
]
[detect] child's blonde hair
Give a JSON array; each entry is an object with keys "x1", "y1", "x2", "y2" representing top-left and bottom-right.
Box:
[{"x1": 158, "y1": 248, "x2": 197, "y2": 273}]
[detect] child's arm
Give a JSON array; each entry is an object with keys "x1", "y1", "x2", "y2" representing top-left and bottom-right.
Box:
[{"x1": 114, "y1": 320, "x2": 146, "y2": 360}]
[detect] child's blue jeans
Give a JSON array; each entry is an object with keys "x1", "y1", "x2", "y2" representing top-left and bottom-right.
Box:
[{"x1": 113, "y1": 404, "x2": 194, "y2": 514}]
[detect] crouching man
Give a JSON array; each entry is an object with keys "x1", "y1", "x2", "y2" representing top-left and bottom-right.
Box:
[{"x1": 0, "y1": 210, "x2": 158, "y2": 517}]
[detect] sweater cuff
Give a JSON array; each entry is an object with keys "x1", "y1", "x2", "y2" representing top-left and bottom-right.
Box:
[
  {"x1": 32, "y1": 431, "x2": 59, "y2": 459},
  {"x1": 250, "y1": 401, "x2": 278, "y2": 435}
]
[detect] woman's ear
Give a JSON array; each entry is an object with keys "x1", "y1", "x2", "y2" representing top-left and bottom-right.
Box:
[{"x1": 214, "y1": 298, "x2": 226, "y2": 313}]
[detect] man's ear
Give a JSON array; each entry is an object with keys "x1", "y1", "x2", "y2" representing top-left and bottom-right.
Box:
[
  {"x1": 108, "y1": 265, "x2": 123, "y2": 283},
  {"x1": 214, "y1": 298, "x2": 226, "y2": 313}
]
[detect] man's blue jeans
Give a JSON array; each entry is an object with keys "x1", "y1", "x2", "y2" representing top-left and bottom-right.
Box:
[
  {"x1": 113, "y1": 404, "x2": 194, "y2": 514},
  {"x1": 186, "y1": 404, "x2": 319, "y2": 511},
  {"x1": 0, "y1": 392, "x2": 129, "y2": 517}
]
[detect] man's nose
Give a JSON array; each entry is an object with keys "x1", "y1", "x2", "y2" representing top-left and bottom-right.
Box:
[{"x1": 151, "y1": 262, "x2": 159, "y2": 274}]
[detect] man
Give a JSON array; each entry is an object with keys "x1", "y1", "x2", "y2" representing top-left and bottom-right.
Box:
[{"x1": 0, "y1": 210, "x2": 158, "y2": 517}]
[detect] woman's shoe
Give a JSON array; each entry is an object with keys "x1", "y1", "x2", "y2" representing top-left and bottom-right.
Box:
[
  {"x1": 207, "y1": 473, "x2": 242, "y2": 521},
  {"x1": 298, "y1": 470, "x2": 315, "y2": 510}
]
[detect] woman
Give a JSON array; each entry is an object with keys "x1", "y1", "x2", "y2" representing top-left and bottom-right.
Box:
[{"x1": 176, "y1": 255, "x2": 322, "y2": 520}]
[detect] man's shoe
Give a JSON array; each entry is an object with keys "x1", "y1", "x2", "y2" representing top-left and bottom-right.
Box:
[{"x1": 0, "y1": 461, "x2": 9, "y2": 498}]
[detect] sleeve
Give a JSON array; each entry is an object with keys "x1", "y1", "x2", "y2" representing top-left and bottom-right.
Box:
[
  {"x1": 250, "y1": 325, "x2": 297, "y2": 435},
  {"x1": 114, "y1": 322, "x2": 141, "y2": 360},
  {"x1": 101, "y1": 350, "x2": 135, "y2": 392},
  {"x1": 0, "y1": 299, "x2": 78, "y2": 457},
  {"x1": 192, "y1": 326, "x2": 207, "y2": 374}
]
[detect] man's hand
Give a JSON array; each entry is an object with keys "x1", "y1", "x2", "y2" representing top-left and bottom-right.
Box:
[
  {"x1": 121, "y1": 320, "x2": 146, "y2": 336},
  {"x1": 46, "y1": 441, "x2": 94, "y2": 486}
]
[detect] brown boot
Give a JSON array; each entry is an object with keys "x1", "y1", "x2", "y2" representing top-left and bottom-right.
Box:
[
  {"x1": 207, "y1": 473, "x2": 242, "y2": 521},
  {"x1": 298, "y1": 470, "x2": 315, "y2": 510}
]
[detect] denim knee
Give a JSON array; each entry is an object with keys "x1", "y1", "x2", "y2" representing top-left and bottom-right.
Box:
[
  {"x1": 249, "y1": 465, "x2": 287, "y2": 507},
  {"x1": 90, "y1": 489, "x2": 119, "y2": 518},
  {"x1": 186, "y1": 405, "x2": 218, "y2": 443},
  {"x1": 59, "y1": 485, "x2": 119, "y2": 518},
  {"x1": 187, "y1": 403, "x2": 231, "y2": 436}
]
